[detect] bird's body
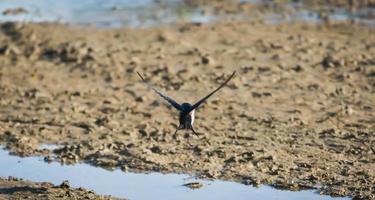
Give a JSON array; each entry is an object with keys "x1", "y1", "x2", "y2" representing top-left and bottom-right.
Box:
[
  {"x1": 178, "y1": 103, "x2": 195, "y2": 131},
  {"x1": 137, "y1": 71, "x2": 235, "y2": 135}
]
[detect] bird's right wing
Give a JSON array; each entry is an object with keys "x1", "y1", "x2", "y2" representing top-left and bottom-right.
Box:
[{"x1": 137, "y1": 72, "x2": 182, "y2": 111}]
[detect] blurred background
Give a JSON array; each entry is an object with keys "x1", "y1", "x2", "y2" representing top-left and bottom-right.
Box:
[{"x1": 0, "y1": 0, "x2": 374, "y2": 28}]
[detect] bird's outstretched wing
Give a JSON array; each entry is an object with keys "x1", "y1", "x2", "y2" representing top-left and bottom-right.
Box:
[
  {"x1": 189, "y1": 71, "x2": 236, "y2": 112},
  {"x1": 137, "y1": 72, "x2": 182, "y2": 111}
]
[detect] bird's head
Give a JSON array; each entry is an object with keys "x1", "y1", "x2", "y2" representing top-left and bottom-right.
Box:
[{"x1": 181, "y1": 102, "x2": 192, "y2": 112}]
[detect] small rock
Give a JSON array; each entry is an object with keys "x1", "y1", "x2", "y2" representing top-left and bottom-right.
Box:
[
  {"x1": 243, "y1": 177, "x2": 261, "y2": 186},
  {"x1": 252, "y1": 92, "x2": 262, "y2": 98},
  {"x1": 322, "y1": 55, "x2": 341, "y2": 69},
  {"x1": 150, "y1": 145, "x2": 162, "y2": 154},
  {"x1": 44, "y1": 156, "x2": 53, "y2": 163},
  {"x1": 292, "y1": 64, "x2": 303, "y2": 72},
  {"x1": 201, "y1": 55, "x2": 213, "y2": 65},
  {"x1": 60, "y1": 180, "x2": 70, "y2": 189},
  {"x1": 2, "y1": 7, "x2": 28, "y2": 16},
  {"x1": 120, "y1": 165, "x2": 128, "y2": 172},
  {"x1": 183, "y1": 182, "x2": 203, "y2": 189}
]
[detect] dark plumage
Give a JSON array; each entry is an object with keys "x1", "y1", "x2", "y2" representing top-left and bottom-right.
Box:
[{"x1": 137, "y1": 71, "x2": 236, "y2": 135}]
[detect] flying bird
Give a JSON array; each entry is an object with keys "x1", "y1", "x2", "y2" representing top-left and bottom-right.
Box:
[{"x1": 137, "y1": 71, "x2": 236, "y2": 135}]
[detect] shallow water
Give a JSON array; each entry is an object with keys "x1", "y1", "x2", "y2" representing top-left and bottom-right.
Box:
[
  {"x1": 0, "y1": 147, "x2": 350, "y2": 200},
  {"x1": 0, "y1": 0, "x2": 214, "y2": 28},
  {"x1": 240, "y1": 0, "x2": 375, "y2": 27},
  {"x1": 0, "y1": 0, "x2": 373, "y2": 28}
]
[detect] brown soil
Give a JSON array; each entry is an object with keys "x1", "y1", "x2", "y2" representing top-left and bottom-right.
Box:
[
  {"x1": 0, "y1": 177, "x2": 117, "y2": 200},
  {"x1": 0, "y1": 2, "x2": 374, "y2": 200}
]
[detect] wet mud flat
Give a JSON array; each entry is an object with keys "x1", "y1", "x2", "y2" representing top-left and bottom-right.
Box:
[
  {"x1": 0, "y1": 146, "x2": 349, "y2": 200},
  {"x1": 0, "y1": 1, "x2": 374, "y2": 200},
  {"x1": 0, "y1": 177, "x2": 115, "y2": 200}
]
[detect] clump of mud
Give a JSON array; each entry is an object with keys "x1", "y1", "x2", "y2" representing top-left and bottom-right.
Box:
[{"x1": 0, "y1": 177, "x2": 117, "y2": 200}]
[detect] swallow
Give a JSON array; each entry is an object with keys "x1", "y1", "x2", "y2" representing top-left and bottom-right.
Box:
[{"x1": 137, "y1": 71, "x2": 236, "y2": 136}]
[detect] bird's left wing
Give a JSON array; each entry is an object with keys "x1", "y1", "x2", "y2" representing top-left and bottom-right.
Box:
[
  {"x1": 137, "y1": 72, "x2": 182, "y2": 111},
  {"x1": 189, "y1": 71, "x2": 236, "y2": 112}
]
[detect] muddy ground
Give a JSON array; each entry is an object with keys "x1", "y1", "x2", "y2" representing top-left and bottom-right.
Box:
[
  {"x1": 0, "y1": 0, "x2": 374, "y2": 200},
  {"x1": 0, "y1": 177, "x2": 116, "y2": 200}
]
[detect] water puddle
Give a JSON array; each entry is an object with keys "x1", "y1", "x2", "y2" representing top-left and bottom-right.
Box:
[
  {"x1": 0, "y1": 0, "x2": 216, "y2": 28},
  {"x1": 259, "y1": 2, "x2": 375, "y2": 27},
  {"x1": 0, "y1": 0, "x2": 374, "y2": 28},
  {"x1": 0, "y1": 146, "x2": 350, "y2": 200}
]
